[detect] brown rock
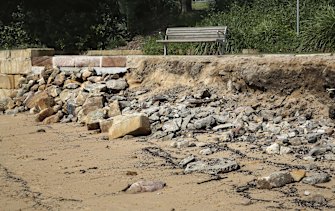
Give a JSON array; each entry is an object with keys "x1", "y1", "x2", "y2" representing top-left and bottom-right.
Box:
[
  {"x1": 102, "y1": 56, "x2": 126, "y2": 67},
  {"x1": 25, "y1": 91, "x2": 49, "y2": 109},
  {"x1": 36, "y1": 97, "x2": 55, "y2": 110},
  {"x1": 82, "y1": 69, "x2": 93, "y2": 80},
  {"x1": 82, "y1": 96, "x2": 104, "y2": 115},
  {"x1": 43, "y1": 114, "x2": 60, "y2": 124},
  {"x1": 108, "y1": 100, "x2": 121, "y2": 118},
  {"x1": 290, "y1": 170, "x2": 306, "y2": 182},
  {"x1": 54, "y1": 73, "x2": 66, "y2": 86},
  {"x1": 36, "y1": 108, "x2": 55, "y2": 122},
  {"x1": 109, "y1": 114, "x2": 151, "y2": 140}
]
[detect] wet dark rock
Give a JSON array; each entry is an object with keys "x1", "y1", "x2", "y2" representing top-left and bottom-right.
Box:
[
  {"x1": 302, "y1": 173, "x2": 331, "y2": 185},
  {"x1": 184, "y1": 158, "x2": 239, "y2": 174}
]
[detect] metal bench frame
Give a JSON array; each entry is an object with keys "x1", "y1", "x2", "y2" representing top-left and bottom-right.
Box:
[{"x1": 156, "y1": 26, "x2": 227, "y2": 55}]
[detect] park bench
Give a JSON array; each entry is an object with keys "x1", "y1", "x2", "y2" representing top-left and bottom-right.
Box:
[{"x1": 156, "y1": 26, "x2": 227, "y2": 55}]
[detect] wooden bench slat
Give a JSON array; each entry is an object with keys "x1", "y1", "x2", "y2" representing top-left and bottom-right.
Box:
[
  {"x1": 157, "y1": 26, "x2": 227, "y2": 55},
  {"x1": 157, "y1": 39, "x2": 224, "y2": 43}
]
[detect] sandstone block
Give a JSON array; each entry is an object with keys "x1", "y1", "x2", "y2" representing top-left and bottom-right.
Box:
[
  {"x1": 108, "y1": 114, "x2": 151, "y2": 139},
  {"x1": 0, "y1": 50, "x2": 10, "y2": 59},
  {"x1": 10, "y1": 49, "x2": 31, "y2": 58},
  {"x1": 108, "y1": 100, "x2": 121, "y2": 118},
  {"x1": 43, "y1": 114, "x2": 60, "y2": 124},
  {"x1": 102, "y1": 56, "x2": 126, "y2": 67},
  {"x1": 0, "y1": 89, "x2": 17, "y2": 99},
  {"x1": 75, "y1": 56, "x2": 100, "y2": 67},
  {"x1": 1, "y1": 59, "x2": 31, "y2": 74},
  {"x1": 100, "y1": 119, "x2": 114, "y2": 133},
  {"x1": 36, "y1": 97, "x2": 55, "y2": 110},
  {"x1": 53, "y1": 56, "x2": 75, "y2": 67},
  {"x1": 32, "y1": 56, "x2": 53, "y2": 66},
  {"x1": 29, "y1": 48, "x2": 55, "y2": 57},
  {"x1": 290, "y1": 170, "x2": 306, "y2": 182},
  {"x1": 25, "y1": 91, "x2": 49, "y2": 109},
  {"x1": 36, "y1": 108, "x2": 55, "y2": 122},
  {"x1": 0, "y1": 74, "x2": 15, "y2": 89}
]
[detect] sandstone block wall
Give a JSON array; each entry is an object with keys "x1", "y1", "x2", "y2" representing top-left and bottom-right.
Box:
[{"x1": 0, "y1": 48, "x2": 54, "y2": 98}]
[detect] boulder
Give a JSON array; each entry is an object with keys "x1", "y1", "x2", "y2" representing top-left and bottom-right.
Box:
[
  {"x1": 25, "y1": 91, "x2": 49, "y2": 109},
  {"x1": 99, "y1": 118, "x2": 114, "y2": 133},
  {"x1": 108, "y1": 100, "x2": 121, "y2": 118},
  {"x1": 109, "y1": 114, "x2": 151, "y2": 139},
  {"x1": 43, "y1": 114, "x2": 60, "y2": 124},
  {"x1": 82, "y1": 96, "x2": 104, "y2": 115},
  {"x1": 36, "y1": 108, "x2": 55, "y2": 122},
  {"x1": 106, "y1": 78, "x2": 128, "y2": 91},
  {"x1": 86, "y1": 109, "x2": 106, "y2": 130},
  {"x1": 36, "y1": 97, "x2": 55, "y2": 110},
  {"x1": 256, "y1": 172, "x2": 294, "y2": 189}
]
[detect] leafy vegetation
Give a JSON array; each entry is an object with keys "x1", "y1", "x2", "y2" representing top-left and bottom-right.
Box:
[{"x1": 0, "y1": 0, "x2": 334, "y2": 53}]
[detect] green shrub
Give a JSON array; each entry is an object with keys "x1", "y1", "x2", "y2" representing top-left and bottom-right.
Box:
[{"x1": 300, "y1": 5, "x2": 335, "y2": 52}]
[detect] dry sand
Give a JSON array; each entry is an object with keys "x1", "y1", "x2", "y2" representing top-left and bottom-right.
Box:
[{"x1": 1, "y1": 113, "x2": 335, "y2": 211}]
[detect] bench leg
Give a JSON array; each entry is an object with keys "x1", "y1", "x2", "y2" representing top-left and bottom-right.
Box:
[{"x1": 164, "y1": 44, "x2": 167, "y2": 56}]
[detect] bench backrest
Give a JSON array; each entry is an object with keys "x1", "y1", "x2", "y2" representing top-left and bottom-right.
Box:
[{"x1": 166, "y1": 26, "x2": 227, "y2": 42}]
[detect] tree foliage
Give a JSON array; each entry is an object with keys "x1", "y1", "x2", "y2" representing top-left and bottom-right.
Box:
[{"x1": 0, "y1": 0, "x2": 334, "y2": 53}]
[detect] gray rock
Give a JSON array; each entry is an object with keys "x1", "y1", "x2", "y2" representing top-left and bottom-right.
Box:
[
  {"x1": 199, "y1": 148, "x2": 213, "y2": 155},
  {"x1": 244, "y1": 106, "x2": 255, "y2": 116},
  {"x1": 309, "y1": 147, "x2": 328, "y2": 156},
  {"x1": 181, "y1": 115, "x2": 193, "y2": 130},
  {"x1": 213, "y1": 115, "x2": 228, "y2": 124},
  {"x1": 280, "y1": 146, "x2": 292, "y2": 155},
  {"x1": 302, "y1": 173, "x2": 331, "y2": 185},
  {"x1": 143, "y1": 106, "x2": 160, "y2": 116},
  {"x1": 170, "y1": 139, "x2": 193, "y2": 148},
  {"x1": 162, "y1": 118, "x2": 182, "y2": 133},
  {"x1": 83, "y1": 83, "x2": 106, "y2": 93},
  {"x1": 86, "y1": 109, "x2": 106, "y2": 130},
  {"x1": 184, "y1": 158, "x2": 239, "y2": 174},
  {"x1": 194, "y1": 116, "x2": 215, "y2": 129},
  {"x1": 151, "y1": 131, "x2": 168, "y2": 139},
  {"x1": 106, "y1": 78, "x2": 128, "y2": 91},
  {"x1": 307, "y1": 194, "x2": 327, "y2": 204},
  {"x1": 179, "y1": 155, "x2": 196, "y2": 168},
  {"x1": 213, "y1": 123, "x2": 234, "y2": 131},
  {"x1": 64, "y1": 82, "x2": 80, "y2": 89},
  {"x1": 82, "y1": 96, "x2": 104, "y2": 115},
  {"x1": 306, "y1": 133, "x2": 322, "y2": 143},
  {"x1": 256, "y1": 172, "x2": 294, "y2": 189},
  {"x1": 273, "y1": 116, "x2": 283, "y2": 124},
  {"x1": 149, "y1": 113, "x2": 160, "y2": 121},
  {"x1": 266, "y1": 143, "x2": 280, "y2": 155},
  {"x1": 126, "y1": 180, "x2": 165, "y2": 194},
  {"x1": 247, "y1": 122, "x2": 261, "y2": 132},
  {"x1": 260, "y1": 110, "x2": 274, "y2": 121}
]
